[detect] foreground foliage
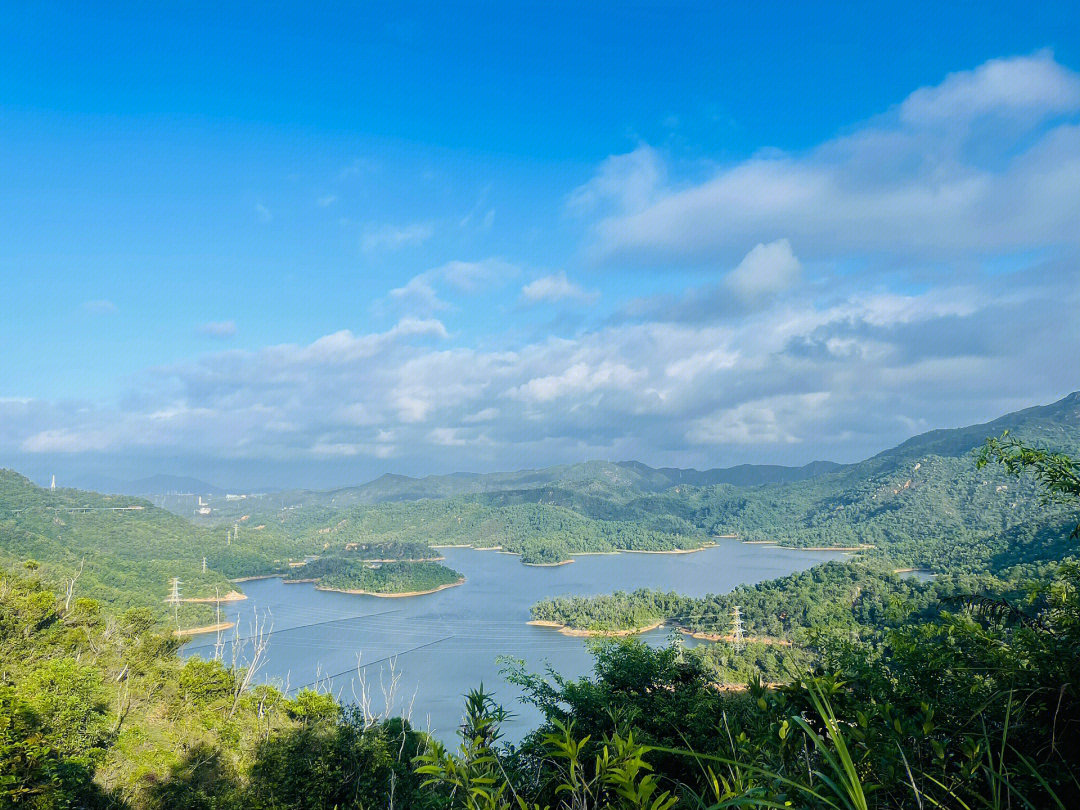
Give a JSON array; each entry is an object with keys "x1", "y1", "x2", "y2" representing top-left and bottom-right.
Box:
[{"x1": 2, "y1": 430, "x2": 1079, "y2": 807}]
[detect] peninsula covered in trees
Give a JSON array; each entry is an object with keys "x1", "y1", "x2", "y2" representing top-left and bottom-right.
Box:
[{"x1": 284, "y1": 557, "x2": 465, "y2": 596}]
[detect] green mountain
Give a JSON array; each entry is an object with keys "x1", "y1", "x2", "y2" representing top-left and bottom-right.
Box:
[
  {"x1": 230, "y1": 391, "x2": 1080, "y2": 571},
  {"x1": 188, "y1": 458, "x2": 844, "y2": 522},
  {"x1": 0, "y1": 471, "x2": 326, "y2": 625},
  {"x1": 683, "y1": 390, "x2": 1080, "y2": 570}
]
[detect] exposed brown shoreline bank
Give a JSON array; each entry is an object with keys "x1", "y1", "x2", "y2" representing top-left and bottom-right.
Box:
[
  {"x1": 175, "y1": 590, "x2": 247, "y2": 604},
  {"x1": 527, "y1": 619, "x2": 666, "y2": 637},
  {"x1": 620, "y1": 545, "x2": 714, "y2": 555},
  {"x1": 174, "y1": 621, "x2": 235, "y2": 637},
  {"x1": 740, "y1": 540, "x2": 873, "y2": 552},
  {"x1": 677, "y1": 627, "x2": 791, "y2": 645}
]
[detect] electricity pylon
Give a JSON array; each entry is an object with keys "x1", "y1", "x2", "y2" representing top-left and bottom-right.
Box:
[
  {"x1": 168, "y1": 577, "x2": 181, "y2": 625},
  {"x1": 730, "y1": 605, "x2": 744, "y2": 648}
]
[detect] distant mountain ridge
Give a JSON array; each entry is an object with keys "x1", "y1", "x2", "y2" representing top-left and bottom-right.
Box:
[
  {"x1": 115, "y1": 474, "x2": 225, "y2": 496},
  {"x1": 246, "y1": 458, "x2": 847, "y2": 510}
]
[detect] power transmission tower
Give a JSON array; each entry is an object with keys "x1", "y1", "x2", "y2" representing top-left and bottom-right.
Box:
[
  {"x1": 730, "y1": 605, "x2": 744, "y2": 648},
  {"x1": 168, "y1": 577, "x2": 181, "y2": 625},
  {"x1": 202, "y1": 556, "x2": 207, "y2": 573}
]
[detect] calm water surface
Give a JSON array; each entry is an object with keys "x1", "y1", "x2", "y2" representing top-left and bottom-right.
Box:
[{"x1": 181, "y1": 541, "x2": 845, "y2": 741}]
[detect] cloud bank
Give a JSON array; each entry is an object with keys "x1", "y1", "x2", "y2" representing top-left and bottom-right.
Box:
[
  {"x1": 577, "y1": 52, "x2": 1080, "y2": 263},
  {"x1": 6, "y1": 53, "x2": 1079, "y2": 484}
]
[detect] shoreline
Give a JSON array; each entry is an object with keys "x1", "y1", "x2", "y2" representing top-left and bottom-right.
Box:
[
  {"x1": 739, "y1": 540, "x2": 872, "y2": 552},
  {"x1": 620, "y1": 544, "x2": 715, "y2": 555},
  {"x1": 522, "y1": 559, "x2": 575, "y2": 567},
  {"x1": 800, "y1": 545, "x2": 874, "y2": 551},
  {"x1": 175, "y1": 590, "x2": 247, "y2": 604},
  {"x1": 527, "y1": 618, "x2": 666, "y2": 637},
  {"x1": 174, "y1": 621, "x2": 235, "y2": 637},
  {"x1": 438, "y1": 544, "x2": 717, "y2": 562},
  {"x1": 314, "y1": 578, "x2": 466, "y2": 598},
  {"x1": 677, "y1": 627, "x2": 791, "y2": 645},
  {"x1": 229, "y1": 574, "x2": 278, "y2": 583}
]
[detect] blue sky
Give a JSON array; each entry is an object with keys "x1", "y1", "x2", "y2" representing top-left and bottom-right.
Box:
[{"x1": 2, "y1": 2, "x2": 1079, "y2": 489}]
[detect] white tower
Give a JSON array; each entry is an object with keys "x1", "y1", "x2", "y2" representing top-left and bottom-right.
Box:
[
  {"x1": 730, "y1": 605, "x2": 745, "y2": 648},
  {"x1": 168, "y1": 577, "x2": 181, "y2": 625},
  {"x1": 50, "y1": 475, "x2": 56, "y2": 490}
]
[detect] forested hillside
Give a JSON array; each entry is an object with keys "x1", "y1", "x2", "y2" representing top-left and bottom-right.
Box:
[
  {"x1": 300, "y1": 498, "x2": 709, "y2": 564},
  {"x1": 4, "y1": 433, "x2": 1078, "y2": 807},
  {"x1": 196, "y1": 392, "x2": 1080, "y2": 569},
  {"x1": 0, "y1": 471, "x2": 327, "y2": 627},
  {"x1": 182, "y1": 458, "x2": 843, "y2": 520}
]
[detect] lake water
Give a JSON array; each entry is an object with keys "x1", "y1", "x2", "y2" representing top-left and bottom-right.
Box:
[{"x1": 180, "y1": 541, "x2": 846, "y2": 742}]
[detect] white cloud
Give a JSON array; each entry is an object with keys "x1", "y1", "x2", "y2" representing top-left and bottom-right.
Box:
[
  {"x1": 21, "y1": 429, "x2": 114, "y2": 453},
  {"x1": 199, "y1": 320, "x2": 238, "y2": 338},
  {"x1": 389, "y1": 276, "x2": 450, "y2": 314},
  {"x1": 8, "y1": 56, "x2": 1080, "y2": 477},
  {"x1": 900, "y1": 50, "x2": 1080, "y2": 126},
  {"x1": 317, "y1": 194, "x2": 338, "y2": 207},
  {"x1": 7, "y1": 266, "x2": 1078, "y2": 471},
  {"x1": 428, "y1": 427, "x2": 468, "y2": 446},
  {"x1": 435, "y1": 258, "x2": 518, "y2": 292},
  {"x1": 389, "y1": 317, "x2": 449, "y2": 340},
  {"x1": 568, "y1": 144, "x2": 664, "y2": 214},
  {"x1": 509, "y1": 360, "x2": 647, "y2": 403},
  {"x1": 255, "y1": 203, "x2": 273, "y2": 223},
  {"x1": 687, "y1": 393, "x2": 830, "y2": 445},
  {"x1": 521, "y1": 272, "x2": 599, "y2": 305},
  {"x1": 726, "y1": 239, "x2": 802, "y2": 299},
  {"x1": 379, "y1": 259, "x2": 520, "y2": 316},
  {"x1": 362, "y1": 222, "x2": 433, "y2": 252},
  {"x1": 577, "y1": 53, "x2": 1080, "y2": 262}
]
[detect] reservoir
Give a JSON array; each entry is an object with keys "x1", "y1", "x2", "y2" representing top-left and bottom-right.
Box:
[{"x1": 180, "y1": 540, "x2": 846, "y2": 741}]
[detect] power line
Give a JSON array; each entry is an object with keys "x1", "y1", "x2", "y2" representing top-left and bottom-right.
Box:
[
  {"x1": 181, "y1": 607, "x2": 405, "y2": 652},
  {"x1": 289, "y1": 634, "x2": 455, "y2": 693}
]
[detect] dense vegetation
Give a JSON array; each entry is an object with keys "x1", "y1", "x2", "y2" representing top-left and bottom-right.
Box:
[
  {"x1": 0, "y1": 566, "x2": 440, "y2": 809},
  {"x1": 3, "y1": 396, "x2": 1080, "y2": 806},
  {"x1": 341, "y1": 540, "x2": 442, "y2": 561},
  {"x1": 530, "y1": 561, "x2": 1037, "y2": 635},
  {"x1": 284, "y1": 557, "x2": 464, "y2": 594},
  {"x1": 289, "y1": 498, "x2": 709, "y2": 564},
  {"x1": 0, "y1": 471, "x2": 341, "y2": 631}
]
